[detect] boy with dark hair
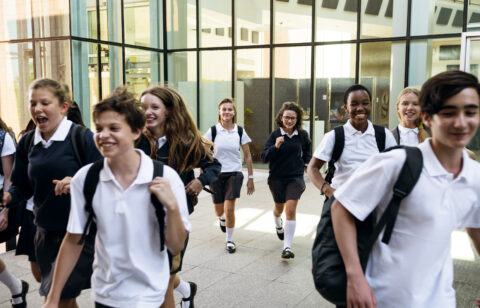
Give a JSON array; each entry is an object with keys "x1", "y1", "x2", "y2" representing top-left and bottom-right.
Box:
[
  {"x1": 331, "y1": 71, "x2": 480, "y2": 308},
  {"x1": 43, "y1": 87, "x2": 190, "y2": 308}
]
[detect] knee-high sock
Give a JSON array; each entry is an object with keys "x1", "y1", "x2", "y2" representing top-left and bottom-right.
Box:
[
  {"x1": 284, "y1": 220, "x2": 296, "y2": 249},
  {"x1": 273, "y1": 214, "x2": 282, "y2": 229},
  {"x1": 175, "y1": 278, "x2": 191, "y2": 298},
  {"x1": 0, "y1": 267, "x2": 22, "y2": 295},
  {"x1": 226, "y1": 227, "x2": 234, "y2": 242}
]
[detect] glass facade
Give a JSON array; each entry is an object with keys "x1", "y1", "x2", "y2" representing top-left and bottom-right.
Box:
[{"x1": 1, "y1": 0, "x2": 480, "y2": 158}]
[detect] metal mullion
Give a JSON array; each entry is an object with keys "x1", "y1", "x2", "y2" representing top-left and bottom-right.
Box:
[
  {"x1": 269, "y1": 0, "x2": 274, "y2": 131},
  {"x1": 96, "y1": 0, "x2": 102, "y2": 99},
  {"x1": 231, "y1": 0, "x2": 235, "y2": 98},
  {"x1": 163, "y1": 0, "x2": 168, "y2": 83},
  {"x1": 196, "y1": 0, "x2": 200, "y2": 126},
  {"x1": 355, "y1": 0, "x2": 361, "y2": 84},
  {"x1": 404, "y1": 0, "x2": 412, "y2": 88},
  {"x1": 463, "y1": 0, "x2": 468, "y2": 33},
  {"x1": 309, "y1": 0, "x2": 315, "y2": 144},
  {"x1": 30, "y1": 0, "x2": 37, "y2": 78},
  {"x1": 121, "y1": 0, "x2": 126, "y2": 85}
]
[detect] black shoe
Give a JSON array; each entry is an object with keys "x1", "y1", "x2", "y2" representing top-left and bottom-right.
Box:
[
  {"x1": 226, "y1": 241, "x2": 236, "y2": 253},
  {"x1": 275, "y1": 218, "x2": 284, "y2": 240},
  {"x1": 281, "y1": 247, "x2": 295, "y2": 259},
  {"x1": 219, "y1": 217, "x2": 226, "y2": 233},
  {"x1": 11, "y1": 280, "x2": 28, "y2": 308},
  {"x1": 181, "y1": 281, "x2": 197, "y2": 308}
]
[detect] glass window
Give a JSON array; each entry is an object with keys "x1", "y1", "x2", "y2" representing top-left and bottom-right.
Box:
[
  {"x1": 316, "y1": 0, "x2": 356, "y2": 42},
  {"x1": 168, "y1": 51, "x2": 197, "y2": 120},
  {"x1": 0, "y1": 42, "x2": 34, "y2": 134},
  {"x1": 100, "y1": 44, "x2": 124, "y2": 97},
  {"x1": 273, "y1": 46, "x2": 311, "y2": 132},
  {"x1": 361, "y1": 0, "x2": 406, "y2": 38},
  {"x1": 200, "y1": 50, "x2": 231, "y2": 131},
  {"x1": 411, "y1": 0, "x2": 464, "y2": 36},
  {"x1": 71, "y1": 40, "x2": 99, "y2": 128},
  {"x1": 125, "y1": 48, "x2": 163, "y2": 96},
  {"x1": 360, "y1": 41, "x2": 406, "y2": 129},
  {"x1": 236, "y1": 0, "x2": 270, "y2": 46},
  {"x1": 35, "y1": 39, "x2": 72, "y2": 88},
  {"x1": 32, "y1": 0, "x2": 69, "y2": 38},
  {"x1": 274, "y1": 0, "x2": 311, "y2": 44},
  {"x1": 100, "y1": 0, "x2": 123, "y2": 43},
  {"x1": 167, "y1": 0, "x2": 196, "y2": 49},
  {"x1": 315, "y1": 44, "x2": 355, "y2": 147},
  {"x1": 124, "y1": 0, "x2": 162, "y2": 48},
  {"x1": 200, "y1": 0, "x2": 232, "y2": 48},
  {"x1": 235, "y1": 48, "x2": 269, "y2": 161},
  {"x1": 468, "y1": 0, "x2": 480, "y2": 32},
  {"x1": 71, "y1": 0, "x2": 97, "y2": 39},
  {"x1": 0, "y1": 1, "x2": 32, "y2": 41}
]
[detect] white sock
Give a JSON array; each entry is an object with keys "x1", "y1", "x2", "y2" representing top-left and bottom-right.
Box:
[
  {"x1": 284, "y1": 220, "x2": 296, "y2": 249},
  {"x1": 273, "y1": 215, "x2": 282, "y2": 229},
  {"x1": 175, "y1": 279, "x2": 191, "y2": 298},
  {"x1": 226, "y1": 227, "x2": 234, "y2": 242},
  {"x1": 219, "y1": 216, "x2": 226, "y2": 226},
  {"x1": 0, "y1": 268, "x2": 22, "y2": 295}
]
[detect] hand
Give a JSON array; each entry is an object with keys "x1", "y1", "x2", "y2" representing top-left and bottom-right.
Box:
[
  {"x1": 149, "y1": 177, "x2": 177, "y2": 210},
  {"x1": 0, "y1": 207, "x2": 8, "y2": 232},
  {"x1": 185, "y1": 179, "x2": 203, "y2": 196},
  {"x1": 53, "y1": 177, "x2": 72, "y2": 196},
  {"x1": 247, "y1": 178, "x2": 255, "y2": 195},
  {"x1": 275, "y1": 136, "x2": 284, "y2": 149},
  {"x1": 346, "y1": 273, "x2": 377, "y2": 308},
  {"x1": 323, "y1": 183, "x2": 335, "y2": 199}
]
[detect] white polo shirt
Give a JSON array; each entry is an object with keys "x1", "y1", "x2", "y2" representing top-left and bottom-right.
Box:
[
  {"x1": 334, "y1": 140, "x2": 480, "y2": 308},
  {"x1": 313, "y1": 120, "x2": 397, "y2": 189},
  {"x1": 204, "y1": 123, "x2": 251, "y2": 172},
  {"x1": 398, "y1": 124, "x2": 419, "y2": 146},
  {"x1": 67, "y1": 150, "x2": 191, "y2": 308},
  {"x1": 0, "y1": 132, "x2": 16, "y2": 186},
  {"x1": 34, "y1": 116, "x2": 72, "y2": 148}
]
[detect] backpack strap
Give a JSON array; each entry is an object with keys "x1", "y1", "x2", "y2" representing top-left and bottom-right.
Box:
[
  {"x1": 373, "y1": 125, "x2": 386, "y2": 152},
  {"x1": 325, "y1": 126, "x2": 344, "y2": 184},
  {"x1": 391, "y1": 127, "x2": 400, "y2": 145},
  {"x1": 365, "y1": 146, "x2": 423, "y2": 250},
  {"x1": 211, "y1": 125, "x2": 217, "y2": 143},
  {"x1": 71, "y1": 124, "x2": 87, "y2": 166},
  {"x1": 237, "y1": 126, "x2": 243, "y2": 146},
  {"x1": 78, "y1": 159, "x2": 104, "y2": 245},
  {"x1": 151, "y1": 160, "x2": 166, "y2": 251},
  {"x1": 23, "y1": 130, "x2": 35, "y2": 157}
]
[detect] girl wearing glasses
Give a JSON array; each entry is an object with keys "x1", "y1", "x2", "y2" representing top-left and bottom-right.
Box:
[{"x1": 261, "y1": 101, "x2": 311, "y2": 259}]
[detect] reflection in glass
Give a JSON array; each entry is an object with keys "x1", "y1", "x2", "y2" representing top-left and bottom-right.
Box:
[
  {"x1": 200, "y1": 0, "x2": 231, "y2": 48},
  {"x1": 0, "y1": 1, "x2": 31, "y2": 41},
  {"x1": 411, "y1": 0, "x2": 464, "y2": 36},
  {"x1": 32, "y1": 0, "x2": 69, "y2": 37},
  {"x1": 200, "y1": 50, "x2": 231, "y2": 131},
  {"x1": 100, "y1": 44, "x2": 124, "y2": 98},
  {"x1": 168, "y1": 52, "x2": 197, "y2": 120},
  {"x1": 125, "y1": 48, "x2": 162, "y2": 96},
  {"x1": 274, "y1": 1, "x2": 311, "y2": 44},
  {"x1": 236, "y1": 0, "x2": 270, "y2": 46},
  {"x1": 316, "y1": 1, "x2": 356, "y2": 42},
  {"x1": 71, "y1": 0, "x2": 97, "y2": 39},
  {"x1": 35, "y1": 40, "x2": 71, "y2": 89},
  {"x1": 100, "y1": 0, "x2": 122, "y2": 43},
  {"x1": 0, "y1": 42, "x2": 34, "y2": 134},
  {"x1": 236, "y1": 49, "x2": 269, "y2": 161},
  {"x1": 468, "y1": 1, "x2": 480, "y2": 32},
  {"x1": 361, "y1": 0, "x2": 407, "y2": 38},
  {"x1": 124, "y1": 0, "x2": 162, "y2": 48},
  {"x1": 167, "y1": 0, "x2": 196, "y2": 49}
]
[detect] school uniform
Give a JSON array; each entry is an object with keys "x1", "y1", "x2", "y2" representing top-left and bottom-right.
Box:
[
  {"x1": 0, "y1": 131, "x2": 16, "y2": 185},
  {"x1": 391, "y1": 124, "x2": 420, "y2": 146},
  {"x1": 9, "y1": 117, "x2": 102, "y2": 298},
  {"x1": 334, "y1": 140, "x2": 480, "y2": 308},
  {"x1": 204, "y1": 123, "x2": 251, "y2": 203},
  {"x1": 313, "y1": 120, "x2": 397, "y2": 189},
  {"x1": 67, "y1": 150, "x2": 191, "y2": 308}
]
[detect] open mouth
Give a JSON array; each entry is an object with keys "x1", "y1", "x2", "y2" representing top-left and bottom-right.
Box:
[{"x1": 36, "y1": 116, "x2": 48, "y2": 125}]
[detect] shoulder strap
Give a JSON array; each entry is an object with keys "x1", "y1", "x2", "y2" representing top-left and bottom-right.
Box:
[
  {"x1": 373, "y1": 125, "x2": 386, "y2": 152},
  {"x1": 78, "y1": 159, "x2": 104, "y2": 245},
  {"x1": 391, "y1": 127, "x2": 400, "y2": 145},
  {"x1": 151, "y1": 160, "x2": 166, "y2": 251},
  {"x1": 211, "y1": 125, "x2": 217, "y2": 143},
  {"x1": 365, "y1": 146, "x2": 423, "y2": 250},
  {"x1": 325, "y1": 126, "x2": 345, "y2": 184},
  {"x1": 237, "y1": 126, "x2": 243, "y2": 145},
  {"x1": 71, "y1": 124, "x2": 87, "y2": 166}
]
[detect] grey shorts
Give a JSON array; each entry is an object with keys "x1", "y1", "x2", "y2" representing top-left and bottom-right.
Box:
[
  {"x1": 210, "y1": 172, "x2": 244, "y2": 204},
  {"x1": 267, "y1": 177, "x2": 305, "y2": 203}
]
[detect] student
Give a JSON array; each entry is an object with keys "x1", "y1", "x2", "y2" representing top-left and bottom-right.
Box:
[
  {"x1": 204, "y1": 98, "x2": 255, "y2": 254},
  {"x1": 137, "y1": 86, "x2": 220, "y2": 308},
  {"x1": 391, "y1": 87, "x2": 429, "y2": 146},
  {"x1": 261, "y1": 101, "x2": 311, "y2": 259},
  {"x1": 0, "y1": 259, "x2": 28, "y2": 308},
  {"x1": 307, "y1": 84, "x2": 397, "y2": 198},
  {"x1": 331, "y1": 70, "x2": 480, "y2": 308},
  {"x1": 3, "y1": 78, "x2": 102, "y2": 308},
  {"x1": 43, "y1": 86, "x2": 190, "y2": 308}
]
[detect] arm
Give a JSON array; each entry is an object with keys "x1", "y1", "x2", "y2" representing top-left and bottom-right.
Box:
[
  {"x1": 302, "y1": 131, "x2": 312, "y2": 167},
  {"x1": 1, "y1": 154, "x2": 14, "y2": 192},
  {"x1": 242, "y1": 143, "x2": 255, "y2": 195},
  {"x1": 43, "y1": 233, "x2": 84, "y2": 307},
  {"x1": 195, "y1": 155, "x2": 221, "y2": 188},
  {"x1": 260, "y1": 133, "x2": 279, "y2": 163},
  {"x1": 466, "y1": 228, "x2": 480, "y2": 255},
  {"x1": 306, "y1": 157, "x2": 334, "y2": 198},
  {"x1": 331, "y1": 200, "x2": 376, "y2": 308}
]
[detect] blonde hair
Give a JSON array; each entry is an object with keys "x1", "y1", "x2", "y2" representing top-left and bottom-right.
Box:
[
  {"x1": 217, "y1": 98, "x2": 237, "y2": 124},
  {"x1": 396, "y1": 87, "x2": 429, "y2": 143}
]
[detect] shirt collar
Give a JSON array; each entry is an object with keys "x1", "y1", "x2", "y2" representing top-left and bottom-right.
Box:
[
  {"x1": 280, "y1": 127, "x2": 298, "y2": 137},
  {"x1": 217, "y1": 123, "x2": 237, "y2": 133},
  {"x1": 157, "y1": 136, "x2": 167, "y2": 149},
  {"x1": 100, "y1": 149, "x2": 154, "y2": 185},
  {"x1": 398, "y1": 124, "x2": 419, "y2": 134},
  {"x1": 344, "y1": 120, "x2": 374, "y2": 136},
  {"x1": 34, "y1": 117, "x2": 73, "y2": 147}
]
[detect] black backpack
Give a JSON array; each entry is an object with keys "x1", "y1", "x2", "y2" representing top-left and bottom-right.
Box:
[
  {"x1": 78, "y1": 159, "x2": 167, "y2": 251},
  {"x1": 312, "y1": 146, "x2": 423, "y2": 305},
  {"x1": 211, "y1": 125, "x2": 243, "y2": 145},
  {"x1": 325, "y1": 125, "x2": 386, "y2": 183}
]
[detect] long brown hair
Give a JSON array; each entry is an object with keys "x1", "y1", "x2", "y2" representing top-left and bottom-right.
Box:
[
  {"x1": 0, "y1": 118, "x2": 14, "y2": 138},
  {"x1": 396, "y1": 87, "x2": 429, "y2": 143},
  {"x1": 141, "y1": 86, "x2": 213, "y2": 174}
]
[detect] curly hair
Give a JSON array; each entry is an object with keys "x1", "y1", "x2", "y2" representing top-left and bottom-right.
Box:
[
  {"x1": 395, "y1": 87, "x2": 429, "y2": 143},
  {"x1": 274, "y1": 101, "x2": 304, "y2": 131},
  {"x1": 141, "y1": 86, "x2": 213, "y2": 174}
]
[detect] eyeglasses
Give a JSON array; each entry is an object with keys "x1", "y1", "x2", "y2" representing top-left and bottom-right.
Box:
[{"x1": 283, "y1": 116, "x2": 297, "y2": 121}]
